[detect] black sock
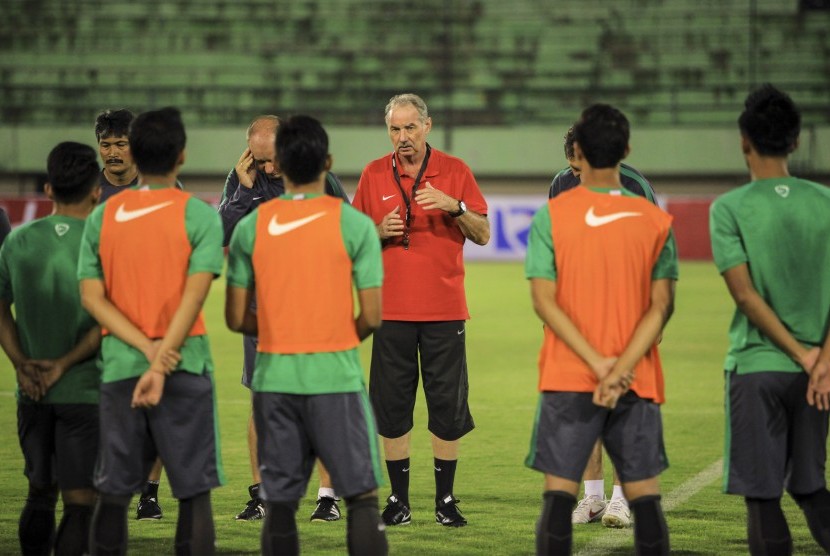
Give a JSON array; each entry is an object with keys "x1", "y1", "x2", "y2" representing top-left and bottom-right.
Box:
[
  {"x1": 792, "y1": 489, "x2": 830, "y2": 552},
  {"x1": 346, "y1": 495, "x2": 388, "y2": 556},
  {"x1": 262, "y1": 501, "x2": 299, "y2": 556},
  {"x1": 142, "y1": 481, "x2": 160, "y2": 499},
  {"x1": 536, "y1": 490, "x2": 575, "y2": 556},
  {"x1": 175, "y1": 492, "x2": 215, "y2": 556},
  {"x1": 19, "y1": 485, "x2": 58, "y2": 556},
  {"x1": 55, "y1": 504, "x2": 93, "y2": 556},
  {"x1": 89, "y1": 494, "x2": 130, "y2": 556},
  {"x1": 249, "y1": 483, "x2": 261, "y2": 501},
  {"x1": 434, "y1": 458, "x2": 458, "y2": 504},
  {"x1": 746, "y1": 497, "x2": 792, "y2": 556},
  {"x1": 386, "y1": 459, "x2": 410, "y2": 507},
  {"x1": 629, "y1": 495, "x2": 670, "y2": 556}
]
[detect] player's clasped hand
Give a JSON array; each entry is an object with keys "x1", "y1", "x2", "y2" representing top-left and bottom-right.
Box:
[
  {"x1": 593, "y1": 368, "x2": 635, "y2": 409},
  {"x1": 378, "y1": 206, "x2": 404, "y2": 239},
  {"x1": 131, "y1": 349, "x2": 182, "y2": 408}
]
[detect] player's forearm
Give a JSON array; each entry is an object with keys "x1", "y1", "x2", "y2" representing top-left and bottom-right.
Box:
[
  {"x1": 151, "y1": 272, "x2": 215, "y2": 373},
  {"x1": 456, "y1": 212, "x2": 490, "y2": 246},
  {"x1": 614, "y1": 279, "x2": 675, "y2": 376},
  {"x1": 530, "y1": 279, "x2": 604, "y2": 369},
  {"x1": 735, "y1": 285, "x2": 806, "y2": 361},
  {"x1": 225, "y1": 286, "x2": 258, "y2": 335},
  {"x1": 0, "y1": 302, "x2": 27, "y2": 367},
  {"x1": 55, "y1": 326, "x2": 102, "y2": 373},
  {"x1": 355, "y1": 287, "x2": 382, "y2": 341},
  {"x1": 80, "y1": 280, "x2": 154, "y2": 354}
]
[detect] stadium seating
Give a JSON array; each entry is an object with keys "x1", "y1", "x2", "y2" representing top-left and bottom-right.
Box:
[{"x1": 0, "y1": 0, "x2": 828, "y2": 126}]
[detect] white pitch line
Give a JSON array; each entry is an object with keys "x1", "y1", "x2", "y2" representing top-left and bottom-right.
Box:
[{"x1": 574, "y1": 458, "x2": 723, "y2": 556}]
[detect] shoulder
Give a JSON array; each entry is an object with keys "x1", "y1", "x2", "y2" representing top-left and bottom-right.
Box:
[
  {"x1": 432, "y1": 148, "x2": 472, "y2": 172},
  {"x1": 362, "y1": 154, "x2": 391, "y2": 174}
]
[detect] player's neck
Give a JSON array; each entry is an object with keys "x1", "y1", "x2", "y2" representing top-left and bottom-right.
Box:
[
  {"x1": 104, "y1": 166, "x2": 138, "y2": 186},
  {"x1": 284, "y1": 179, "x2": 325, "y2": 196},
  {"x1": 579, "y1": 166, "x2": 623, "y2": 190},
  {"x1": 138, "y1": 173, "x2": 179, "y2": 188},
  {"x1": 52, "y1": 200, "x2": 95, "y2": 219},
  {"x1": 749, "y1": 156, "x2": 790, "y2": 181}
]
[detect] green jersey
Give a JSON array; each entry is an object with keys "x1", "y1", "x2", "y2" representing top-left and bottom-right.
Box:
[
  {"x1": 77, "y1": 186, "x2": 224, "y2": 382},
  {"x1": 710, "y1": 177, "x2": 830, "y2": 373},
  {"x1": 227, "y1": 194, "x2": 383, "y2": 395},
  {"x1": 0, "y1": 215, "x2": 100, "y2": 404}
]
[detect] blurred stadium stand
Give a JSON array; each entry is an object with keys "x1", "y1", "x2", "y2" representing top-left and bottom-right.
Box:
[{"x1": 0, "y1": 0, "x2": 828, "y2": 127}]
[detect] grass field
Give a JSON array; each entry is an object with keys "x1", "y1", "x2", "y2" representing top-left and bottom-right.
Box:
[{"x1": 0, "y1": 261, "x2": 825, "y2": 554}]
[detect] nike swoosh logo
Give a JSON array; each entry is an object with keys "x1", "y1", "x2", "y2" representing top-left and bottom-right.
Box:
[
  {"x1": 584, "y1": 206, "x2": 641, "y2": 227},
  {"x1": 588, "y1": 509, "x2": 602, "y2": 519},
  {"x1": 457, "y1": 329, "x2": 464, "y2": 335},
  {"x1": 382, "y1": 194, "x2": 397, "y2": 201},
  {"x1": 268, "y1": 211, "x2": 326, "y2": 236},
  {"x1": 252, "y1": 196, "x2": 264, "y2": 201},
  {"x1": 114, "y1": 201, "x2": 174, "y2": 222}
]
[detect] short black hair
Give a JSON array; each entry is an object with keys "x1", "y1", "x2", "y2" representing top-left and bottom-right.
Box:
[
  {"x1": 563, "y1": 126, "x2": 576, "y2": 160},
  {"x1": 572, "y1": 104, "x2": 630, "y2": 169},
  {"x1": 47, "y1": 142, "x2": 100, "y2": 204},
  {"x1": 276, "y1": 115, "x2": 328, "y2": 186},
  {"x1": 738, "y1": 84, "x2": 801, "y2": 157},
  {"x1": 94, "y1": 109, "x2": 134, "y2": 142},
  {"x1": 129, "y1": 107, "x2": 186, "y2": 175}
]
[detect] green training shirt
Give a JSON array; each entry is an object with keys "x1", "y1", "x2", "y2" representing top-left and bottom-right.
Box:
[
  {"x1": 0, "y1": 215, "x2": 100, "y2": 404},
  {"x1": 710, "y1": 176, "x2": 830, "y2": 373},
  {"x1": 226, "y1": 194, "x2": 383, "y2": 394},
  {"x1": 77, "y1": 189, "x2": 224, "y2": 382}
]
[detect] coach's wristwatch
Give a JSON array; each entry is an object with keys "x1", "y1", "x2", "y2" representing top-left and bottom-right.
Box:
[{"x1": 450, "y1": 200, "x2": 467, "y2": 218}]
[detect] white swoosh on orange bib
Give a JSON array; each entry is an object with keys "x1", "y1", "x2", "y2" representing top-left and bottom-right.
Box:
[
  {"x1": 268, "y1": 212, "x2": 327, "y2": 236},
  {"x1": 114, "y1": 201, "x2": 174, "y2": 222},
  {"x1": 584, "y1": 206, "x2": 641, "y2": 227}
]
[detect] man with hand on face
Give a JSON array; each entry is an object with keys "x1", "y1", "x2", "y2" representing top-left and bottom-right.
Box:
[{"x1": 218, "y1": 115, "x2": 350, "y2": 523}]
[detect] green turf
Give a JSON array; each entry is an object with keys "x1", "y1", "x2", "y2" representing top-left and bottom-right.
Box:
[{"x1": 0, "y1": 261, "x2": 824, "y2": 554}]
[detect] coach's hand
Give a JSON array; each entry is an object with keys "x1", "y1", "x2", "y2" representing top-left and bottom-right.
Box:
[
  {"x1": 377, "y1": 206, "x2": 404, "y2": 239},
  {"x1": 235, "y1": 147, "x2": 257, "y2": 189}
]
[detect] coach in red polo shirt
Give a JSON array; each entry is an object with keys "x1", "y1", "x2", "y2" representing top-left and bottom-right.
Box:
[{"x1": 353, "y1": 93, "x2": 490, "y2": 529}]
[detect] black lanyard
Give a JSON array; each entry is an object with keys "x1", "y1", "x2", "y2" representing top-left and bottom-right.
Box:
[{"x1": 391, "y1": 144, "x2": 431, "y2": 249}]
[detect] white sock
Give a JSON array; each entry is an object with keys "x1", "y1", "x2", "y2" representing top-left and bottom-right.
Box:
[
  {"x1": 318, "y1": 487, "x2": 336, "y2": 500},
  {"x1": 611, "y1": 485, "x2": 627, "y2": 502},
  {"x1": 584, "y1": 480, "x2": 604, "y2": 499}
]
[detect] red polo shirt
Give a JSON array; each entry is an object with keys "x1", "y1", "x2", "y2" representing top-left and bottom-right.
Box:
[{"x1": 353, "y1": 147, "x2": 487, "y2": 321}]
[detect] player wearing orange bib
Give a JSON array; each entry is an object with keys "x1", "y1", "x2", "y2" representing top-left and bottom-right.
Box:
[
  {"x1": 79, "y1": 107, "x2": 224, "y2": 555},
  {"x1": 226, "y1": 115, "x2": 387, "y2": 556},
  {"x1": 525, "y1": 104, "x2": 678, "y2": 555}
]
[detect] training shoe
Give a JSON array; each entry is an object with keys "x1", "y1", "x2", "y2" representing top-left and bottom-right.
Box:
[
  {"x1": 602, "y1": 498, "x2": 632, "y2": 528},
  {"x1": 236, "y1": 485, "x2": 266, "y2": 521},
  {"x1": 381, "y1": 494, "x2": 411, "y2": 526},
  {"x1": 435, "y1": 494, "x2": 467, "y2": 527},
  {"x1": 310, "y1": 496, "x2": 341, "y2": 522},
  {"x1": 571, "y1": 495, "x2": 606, "y2": 524},
  {"x1": 136, "y1": 496, "x2": 163, "y2": 520}
]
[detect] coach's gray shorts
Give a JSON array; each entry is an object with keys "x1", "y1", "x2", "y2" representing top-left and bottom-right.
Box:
[
  {"x1": 253, "y1": 391, "x2": 384, "y2": 502},
  {"x1": 526, "y1": 391, "x2": 668, "y2": 483},
  {"x1": 95, "y1": 372, "x2": 224, "y2": 499},
  {"x1": 725, "y1": 370, "x2": 829, "y2": 498}
]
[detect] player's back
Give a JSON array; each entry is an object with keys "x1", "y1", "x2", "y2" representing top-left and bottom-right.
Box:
[
  {"x1": 1, "y1": 215, "x2": 99, "y2": 401},
  {"x1": 712, "y1": 177, "x2": 830, "y2": 344}
]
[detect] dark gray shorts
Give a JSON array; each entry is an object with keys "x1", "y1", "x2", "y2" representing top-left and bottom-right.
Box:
[
  {"x1": 18, "y1": 402, "x2": 98, "y2": 491},
  {"x1": 369, "y1": 320, "x2": 474, "y2": 440},
  {"x1": 253, "y1": 391, "x2": 383, "y2": 502},
  {"x1": 725, "y1": 371, "x2": 829, "y2": 498},
  {"x1": 241, "y1": 333, "x2": 258, "y2": 388},
  {"x1": 96, "y1": 372, "x2": 223, "y2": 499},
  {"x1": 526, "y1": 391, "x2": 668, "y2": 483}
]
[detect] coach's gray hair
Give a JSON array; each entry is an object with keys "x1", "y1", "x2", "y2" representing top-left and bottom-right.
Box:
[
  {"x1": 246, "y1": 115, "x2": 281, "y2": 140},
  {"x1": 385, "y1": 94, "x2": 429, "y2": 124}
]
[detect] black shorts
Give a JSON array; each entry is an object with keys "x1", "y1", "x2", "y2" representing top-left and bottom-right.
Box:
[
  {"x1": 369, "y1": 320, "x2": 474, "y2": 441},
  {"x1": 526, "y1": 391, "x2": 668, "y2": 483},
  {"x1": 725, "y1": 371, "x2": 829, "y2": 498},
  {"x1": 241, "y1": 333, "x2": 258, "y2": 388},
  {"x1": 96, "y1": 372, "x2": 224, "y2": 500},
  {"x1": 253, "y1": 391, "x2": 383, "y2": 502},
  {"x1": 18, "y1": 402, "x2": 98, "y2": 490}
]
